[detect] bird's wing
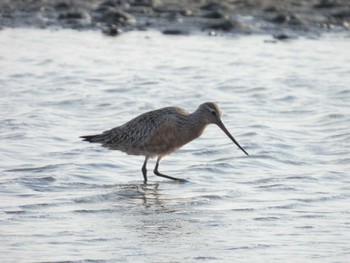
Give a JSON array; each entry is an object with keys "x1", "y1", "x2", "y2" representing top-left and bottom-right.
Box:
[{"x1": 104, "y1": 107, "x2": 184, "y2": 147}]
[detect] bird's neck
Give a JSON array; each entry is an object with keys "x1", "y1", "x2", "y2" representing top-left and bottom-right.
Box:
[{"x1": 187, "y1": 110, "x2": 208, "y2": 138}]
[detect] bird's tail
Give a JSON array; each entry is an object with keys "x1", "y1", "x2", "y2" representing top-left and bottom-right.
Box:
[{"x1": 80, "y1": 134, "x2": 108, "y2": 144}]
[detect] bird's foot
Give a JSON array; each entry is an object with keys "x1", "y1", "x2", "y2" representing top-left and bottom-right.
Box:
[{"x1": 154, "y1": 170, "x2": 187, "y2": 183}]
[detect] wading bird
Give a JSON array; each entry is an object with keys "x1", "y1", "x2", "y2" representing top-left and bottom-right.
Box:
[{"x1": 80, "y1": 102, "x2": 248, "y2": 182}]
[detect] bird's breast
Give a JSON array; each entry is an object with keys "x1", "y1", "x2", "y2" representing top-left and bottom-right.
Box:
[{"x1": 142, "y1": 121, "x2": 207, "y2": 156}]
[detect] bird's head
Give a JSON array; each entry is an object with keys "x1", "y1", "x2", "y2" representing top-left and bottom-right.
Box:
[{"x1": 198, "y1": 102, "x2": 249, "y2": 156}]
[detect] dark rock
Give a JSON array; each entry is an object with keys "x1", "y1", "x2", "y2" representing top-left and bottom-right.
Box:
[
  {"x1": 201, "y1": 2, "x2": 221, "y2": 12},
  {"x1": 131, "y1": 0, "x2": 163, "y2": 8},
  {"x1": 202, "y1": 11, "x2": 224, "y2": 19},
  {"x1": 54, "y1": 1, "x2": 70, "y2": 10},
  {"x1": 58, "y1": 10, "x2": 88, "y2": 20},
  {"x1": 269, "y1": 13, "x2": 304, "y2": 26},
  {"x1": 273, "y1": 33, "x2": 291, "y2": 40},
  {"x1": 331, "y1": 10, "x2": 350, "y2": 19},
  {"x1": 288, "y1": 15, "x2": 304, "y2": 26},
  {"x1": 131, "y1": 0, "x2": 149, "y2": 6},
  {"x1": 103, "y1": 24, "x2": 123, "y2": 36},
  {"x1": 99, "y1": 0, "x2": 122, "y2": 8},
  {"x1": 264, "y1": 6, "x2": 278, "y2": 12},
  {"x1": 208, "y1": 18, "x2": 238, "y2": 31},
  {"x1": 97, "y1": 8, "x2": 137, "y2": 25},
  {"x1": 314, "y1": 0, "x2": 339, "y2": 8},
  {"x1": 162, "y1": 29, "x2": 186, "y2": 35},
  {"x1": 271, "y1": 14, "x2": 290, "y2": 24}
]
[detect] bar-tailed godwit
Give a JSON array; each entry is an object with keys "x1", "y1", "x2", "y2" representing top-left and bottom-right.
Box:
[{"x1": 80, "y1": 102, "x2": 248, "y2": 182}]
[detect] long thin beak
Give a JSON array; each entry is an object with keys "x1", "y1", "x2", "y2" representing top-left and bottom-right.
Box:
[{"x1": 217, "y1": 120, "x2": 249, "y2": 156}]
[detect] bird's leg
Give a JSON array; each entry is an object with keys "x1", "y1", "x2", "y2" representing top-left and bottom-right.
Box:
[
  {"x1": 153, "y1": 157, "x2": 186, "y2": 182},
  {"x1": 142, "y1": 156, "x2": 149, "y2": 182}
]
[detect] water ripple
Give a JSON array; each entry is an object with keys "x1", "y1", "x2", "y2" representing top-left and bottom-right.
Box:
[{"x1": 0, "y1": 29, "x2": 349, "y2": 263}]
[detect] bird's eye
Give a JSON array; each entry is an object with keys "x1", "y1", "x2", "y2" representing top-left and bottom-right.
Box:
[{"x1": 211, "y1": 110, "x2": 216, "y2": 116}]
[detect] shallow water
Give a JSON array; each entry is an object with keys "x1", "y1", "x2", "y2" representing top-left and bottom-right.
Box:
[{"x1": 0, "y1": 29, "x2": 350, "y2": 262}]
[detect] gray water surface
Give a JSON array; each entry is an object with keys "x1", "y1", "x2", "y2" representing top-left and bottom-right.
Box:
[{"x1": 1, "y1": 29, "x2": 350, "y2": 262}]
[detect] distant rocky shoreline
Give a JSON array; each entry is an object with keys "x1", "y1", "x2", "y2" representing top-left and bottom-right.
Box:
[{"x1": 1, "y1": 0, "x2": 349, "y2": 37}]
